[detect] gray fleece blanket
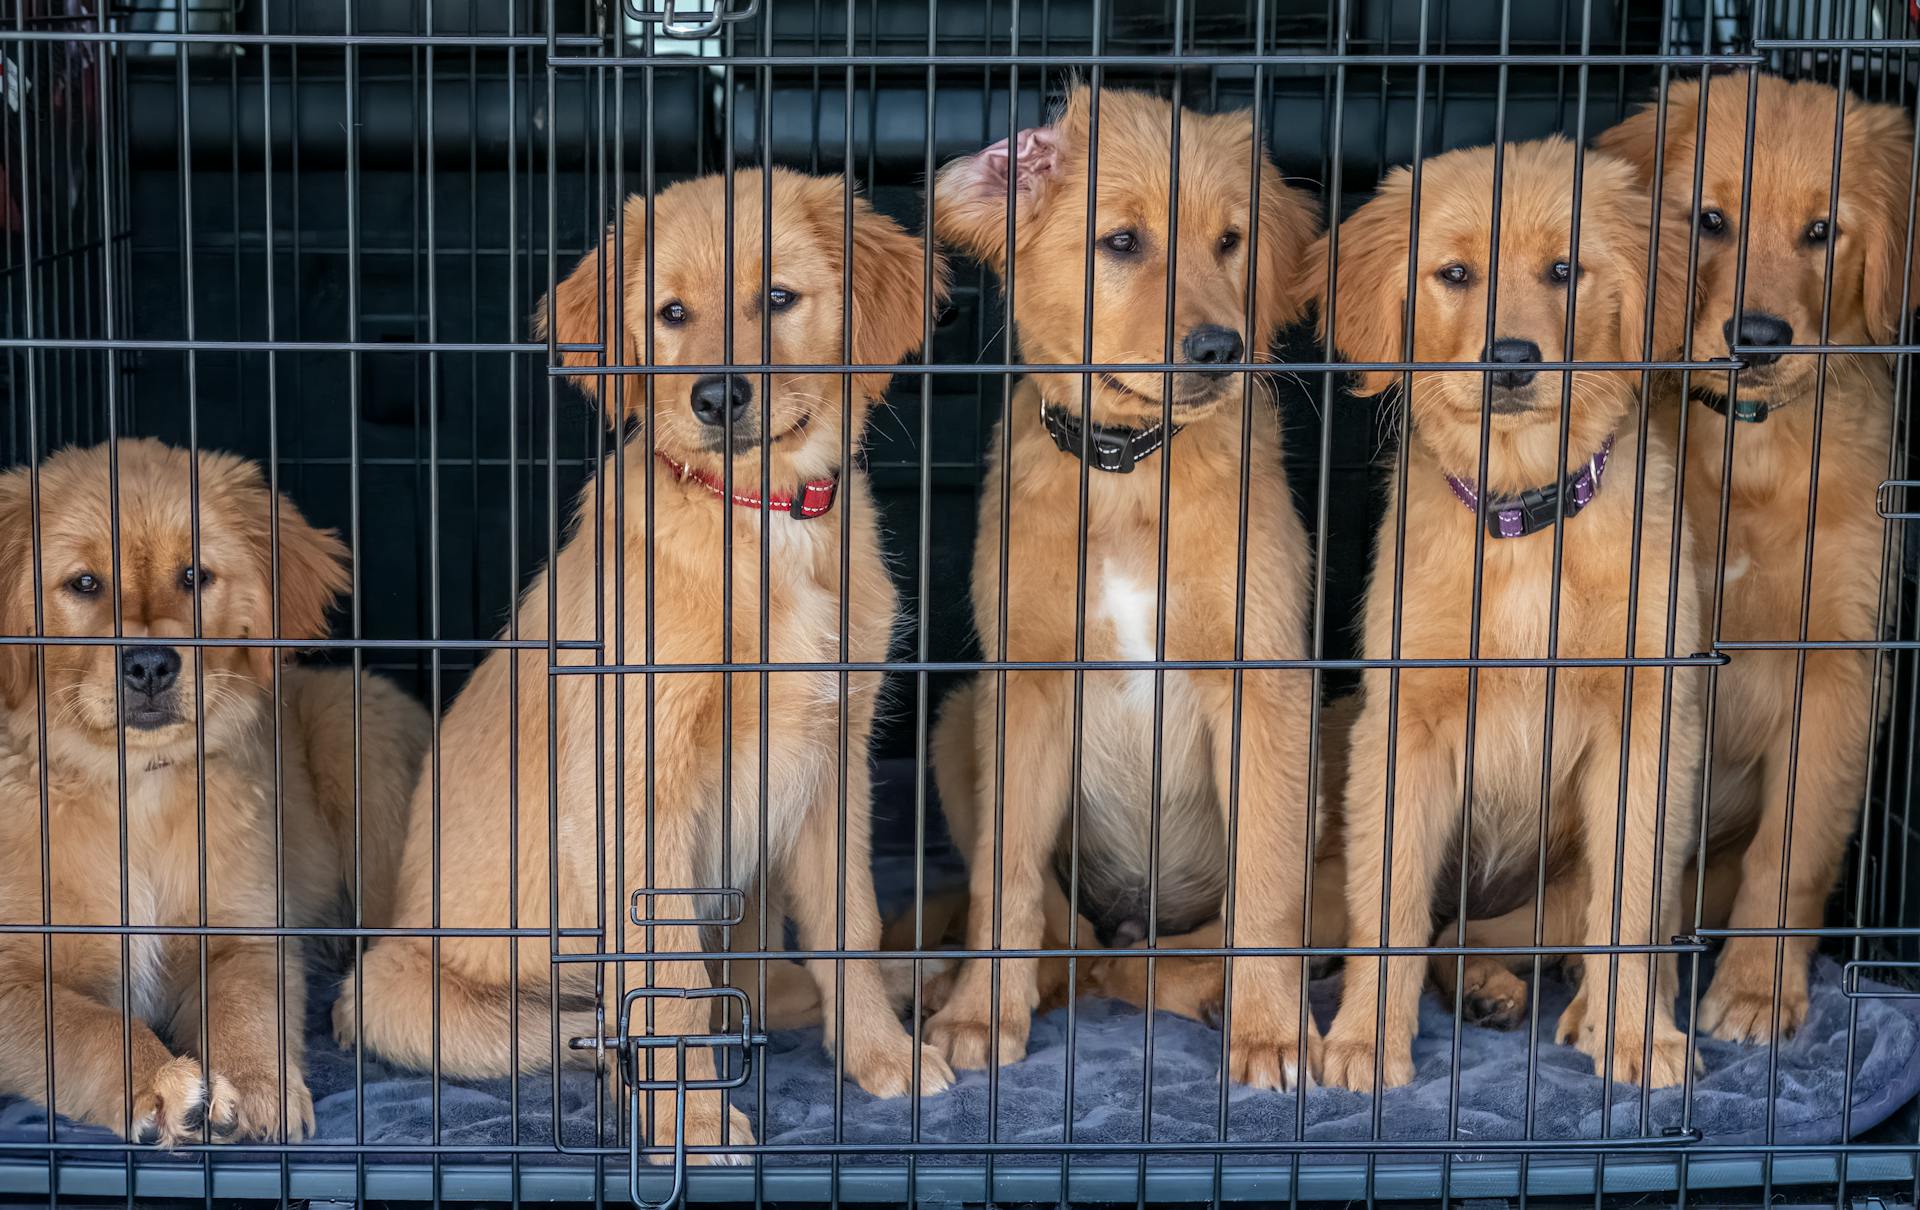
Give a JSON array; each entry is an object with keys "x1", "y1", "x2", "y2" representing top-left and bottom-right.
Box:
[{"x1": 3, "y1": 762, "x2": 1918, "y2": 1164}]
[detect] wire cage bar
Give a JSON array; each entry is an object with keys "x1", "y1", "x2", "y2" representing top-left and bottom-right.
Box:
[{"x1": 0, "y1": 0, "x2": 1917, "y2": 1206}]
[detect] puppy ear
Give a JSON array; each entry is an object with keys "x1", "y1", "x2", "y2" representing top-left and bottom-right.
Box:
[
  {"x1": 1307, "y1": 168, "x2": 1414, "y2": 396},
  {"x1": 1593, "y1": 79, "x2": 1701, "y2": 186},
  {"x1": 241, "y1": 470, "x2": 350, "y2": 682},
  {"x1": 536, "y1": 201, "x2": 638, "y2": 408},
  {"x1": 848, "y1": 195, "x2": 949, "y2": 386},
  {"x1": 1845, "y1": 96, "x2": 1920, "y2": 344},
  {"x1": 932, "y1": 117, "x2": 1066, "y2": 275},
  {"x1": 1252, "y1": 166, "x2": 1324, "y2": 350},
  {"x1": 1586, "y1": 153, "x2": 1692, "y2": 363},
  {"x1": 0, "y1": 467, "x2": 34, "y2": 711}
]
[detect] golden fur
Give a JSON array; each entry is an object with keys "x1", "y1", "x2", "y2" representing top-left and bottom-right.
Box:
[
  {"x1": 0, "y1": 439, "x2": 427, "y2": 1145},
  {"x1": 338, "y1": 169, "x2": 949, "y2": 1161},
  {"x1": 1448, "y1": 74, "x2": 1909, "y2": 1043},
  {"x1": 923, "y1": 86, "x2": 1326, "y2": 1090},
  {"x1": 1308, "y1": 138, "x2": 1705, "y2": 1090}
]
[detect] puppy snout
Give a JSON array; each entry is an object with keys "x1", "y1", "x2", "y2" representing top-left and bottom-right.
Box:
[
  {"x1": 1724, "y1": 312, "x2": 1793, "y2": 367},
  {"x1": 122, "y1": 645, "x2": 181, "y2": 698},
  {"x1": 1486, "y1": 338, "x2": 1541, "y2": 390},
  {"x1": 1181, "y1": 325, "x2": 1245, "y2": 375},
  {"x1": 690, "y1": 373, "x2": 753, "y2": 427}
]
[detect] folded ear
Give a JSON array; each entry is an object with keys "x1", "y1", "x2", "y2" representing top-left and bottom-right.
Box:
[
  {"x1": 932, "y1": 120, "x2": 1066, "y2": 275},
  {"x1": 239, "y1": 469, "x2": 350, "y2": 683},
  {"x1": 536, "y1": 198, "x2": 640, "y2": 409},
  {"x1": 1845, "y1": 96, "x2": 1920, "y2": 344},
  {"x1": 1583, "y1": 152, "x2": 1692, "y2": 363},
  {"x1": 1307, "y1": 168, "x2": 1415, "y2": 396},
  {"x1": 847, "y1": 195, "x2": 949, "y2": 391},
  {"x1": 1252, "y1": 164, "x2": 1324, "y2": 350},
  {"x1": 1594, "y1": 78, "x2": 1702, "y2": 187},
  {"x1": 0, "y1": 467, "x2": 33, "y2": 711}
]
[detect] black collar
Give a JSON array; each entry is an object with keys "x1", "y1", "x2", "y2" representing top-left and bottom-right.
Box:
[
  {"x1": 1691, "y1": 385, "x2": 1773, "y2": 424},
  {"x1": 1039, "y1": 404, "x2": 1181, "y2": 474}
]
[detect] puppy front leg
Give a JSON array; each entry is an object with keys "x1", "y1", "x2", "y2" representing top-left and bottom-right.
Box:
[
  {"x1": 1319, "y1": 702, "x2": 1456, "y2": 1092},
  {"x1": 172, "y1": 937, "x2": 312, "y2": 1141},
  {"x1": 787, "y1": 757, "x2": 955, "y2": 1099},
  {"x1": 1701, "y1": 651, "x2": 1872, "y2": 1042},
  {"x1": 926, "y1": 670, "x2": 1072, "y2": 1069},
  {"x1": 1208, "y1": 667, "x2": 1315, "y2": 1091},
  {"x1": 0, "y1": 968, "x2": 220, "y2": 1146},
  {"x1": 1565, "y1": 686, "x2": 1694, "y2": 1089}
]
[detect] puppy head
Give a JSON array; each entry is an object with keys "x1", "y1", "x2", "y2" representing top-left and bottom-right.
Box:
[
  {"x1": 541, "y1": 169, "x2": 943, "y2": 484},
  {"x1": 1308, "y1": 138, "x2": 1670, "y2": 490},
  {"x1": 1596, "y1": 73, "x2": 1920, "y2": 404},
  {"x1": 0, "y1": 439, "x2": 347, "y2": 761},
  {"x1": 933, "y1": 85, "x2": 1320, "y2": 426}
]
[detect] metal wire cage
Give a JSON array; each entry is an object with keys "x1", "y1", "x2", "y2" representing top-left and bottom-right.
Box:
[{"x1": 1, "y1": 0, "x2": 1919, "y2": 1206}]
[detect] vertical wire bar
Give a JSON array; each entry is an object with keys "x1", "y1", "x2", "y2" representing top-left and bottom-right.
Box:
[
  {"x1": 1837, "y1": 64, "x2": 1920, "y2": 1210},
  {"x1": 909, "y1": 7, "x2": 940, "y2": 1202},
  {"x1": 1293, "y1": 1, "x2": 1355, "y2": 1203},
  {"x1": 1139, "y1": 32, "x2": 1188, "y2": 1206},
  {"x1": 504, "y1": 1, "x2": 525, "y2": 1199},
  {"x1": 754, "y1": 9, "x2": 774, "y2": 1201},
  {"x1": 1059, "y1": 23, "x2": 1106, "y2": 1209},
  {"x1": 983, "y1": 3, "x2": 1020, "y2": 1190},
  {"x1": 1761, "y1": 54, "x2": 1855, "y2": 1200},
  {"x1": 343, "y1": 4, "x2": 370, "y2": 1199}
]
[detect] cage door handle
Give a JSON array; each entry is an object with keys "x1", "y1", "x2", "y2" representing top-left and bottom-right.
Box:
[
  {"x1": 624, "y1": 0, "x2": 759, "y2": 39},
  {"x1": 628, "y1": 1037, "x2": 689, "y2": 1210}
]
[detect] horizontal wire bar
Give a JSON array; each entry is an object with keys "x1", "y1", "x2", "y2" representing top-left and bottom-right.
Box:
[
  {"x1": 551, "y1": 356, "x2": 1745, "y2": 376},
  {"x1": 549, "y1": 654, "x2": 1727, "y2": 675},
  {"x1": 0, "y1": 636, "x2": 599, "y2": 651},
  {"x1": 0, "y1": 30, "x2": 602, "y2": 47},
  {"x1": 0, "y1": 1133, "x2": 1709, "y2": 1157},
  {"x1": 549, "y1": 941, "x2": 1707, "y2": 962},
  {"x1": 0, "y1": 925, "x2": 602, "y2": 938},
  {"x1": 0, "y1": 337, "x2": 549, "y2": 354},
  {"x1": 549, "y1": 51, "x2": 1763, "y2": 67},
  {"x1": 1713, "y1": 639, "x2": 1915, "y2": 651}
]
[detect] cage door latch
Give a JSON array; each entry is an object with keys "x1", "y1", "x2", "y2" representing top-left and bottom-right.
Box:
[
  {"x1": 624, "y1": 0, "x2": 759, "y2": 40},
  {"x1": 571, "y1": 985, "x2": 764, "y2": 1210}
]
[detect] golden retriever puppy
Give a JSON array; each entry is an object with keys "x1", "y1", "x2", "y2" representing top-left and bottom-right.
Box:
[
  {"x1": 338, "y1": 168, "x2": 948, "y2": 1161},
  {"x1": 924, "y1": 85, "x2": 1324, "y2": 1090},
  {"x1": 1309, "y1": 138, "x2": 1704, "y2": 1090},
  {"x1": 0, "y1": 438, "x2": 428, "y2": 1145},
  {"x1": 1458, "y1": 73, "x2": 1908, "y2": 1044}
]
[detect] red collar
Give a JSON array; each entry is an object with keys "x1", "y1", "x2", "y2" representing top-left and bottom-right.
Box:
[{"x1": 655, "y1": 452, "x2": 839, "y2": 520}]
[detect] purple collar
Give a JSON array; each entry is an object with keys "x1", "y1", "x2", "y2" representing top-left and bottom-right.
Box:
[{"x1": 1444, "y1": 435, "x2": 1614, "y2": 539}]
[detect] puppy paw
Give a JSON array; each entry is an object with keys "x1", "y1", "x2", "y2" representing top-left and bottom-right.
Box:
[
  {"x1": 1226, "y1": 1016, "x2": 1312, "y2": 1092},
  {"x1": 132, "y1": 1058, "x2": 238, "y2": 1149},
  {"x1": 1458, "y1": 959, "x2": 1528, "y2": 1030},
  {"x1": 1554, "y1": 984, "x2": 1590, "y2": 1047},
  {"x1": 653, "y1": 1093, "x2": 754, "y2": 1167},
  {"x1": 1578, "y1": 1025, "x2": 1695, "y2": 1088},
  {"x1": 1315, "y1": 1029, "x2": 1414, "y2": 1093},
  {"x1": 844, "y1": 1029, "x2": 955, "y2": 1099},
  {"x1": 224, "y1": 1067, "x2": 315, "y2": 1142},
  {"x1": 926, "y1": 1004, "x2": 1029, "y2": 1070},
  {"x1": 1699, "y1": 958, "x2": 1807, "y2": 1044}
]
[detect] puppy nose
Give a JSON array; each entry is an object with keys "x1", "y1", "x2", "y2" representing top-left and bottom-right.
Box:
[
  {"x1": 1486, "y1": 338, "x2": 1541, "y2": 389},
  {"x1": 1181, "y1": 325, "x2": 1244, "y2": 370},
  {"x1": 690, "y1": 374, "x2": 753, "y2": 426},
  {"x1": 1724, "y1": 312, "x2": 1794, "y2": 366},
  {"x1": 122, "y1": 646, "x2": 181, "y2": 697}
]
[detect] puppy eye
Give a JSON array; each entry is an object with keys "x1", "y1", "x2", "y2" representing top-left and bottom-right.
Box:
[
  {"x1": 659, "y1": 301, "x2": 688, "y2": 325},
  {"x1": 1218, "y1": 230, "x2": 1241, "y2": 254},
  {"x1": 1699, "y1": 208, "x2": 1727, "y2": 235},
  {"x1": 181, "y1": 566, "x2": 213, "y2": 591},
  {"x1": 1437, "y1": 263, "x2": 1471, "y2": 286},
  {"x1": 1805, "y1": 219, "x2": 1833, "y2": 244},
  {"x1": 68, "y1": 573, "x2": 102, "y2": 596},
  {"x1": 1549, "y1": 260, "x2": 1573, "y2": 284},
  {"x1": 1100, "y1": 230, "x2": 1141, "y2": 256},
  {"x1": 767, "y1": 287, "x2": 798, "y2": 311}
]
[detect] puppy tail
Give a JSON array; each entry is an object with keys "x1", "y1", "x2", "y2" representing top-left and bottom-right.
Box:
[{"x1": 335, "y1": 939, "x2": 600, "y2": 1079}]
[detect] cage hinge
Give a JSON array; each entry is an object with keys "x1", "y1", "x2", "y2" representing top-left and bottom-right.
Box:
[
  {"x1": 571, "y1": 985, "x2": 764, "y2": 1210},
  {"x1": 624, "y1": 0, "x2": 759, "y2": 40}
]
